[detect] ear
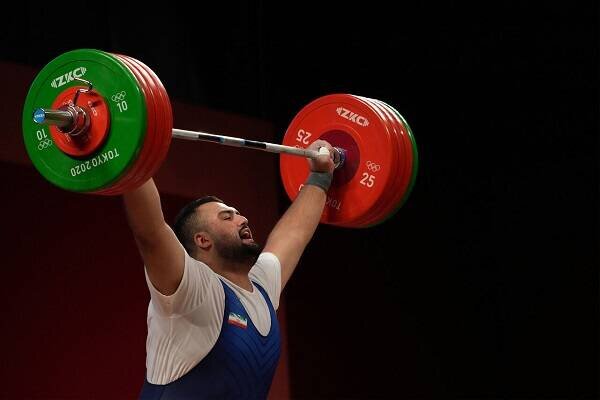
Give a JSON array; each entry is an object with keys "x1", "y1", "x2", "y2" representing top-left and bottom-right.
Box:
[{"x1": 194, "y1": 232, "x2": 212, "y2": 250}]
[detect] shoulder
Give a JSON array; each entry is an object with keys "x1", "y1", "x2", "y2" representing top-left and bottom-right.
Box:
[{"x1": 249, "y1": 252, "x2": 282, "y2": 310}]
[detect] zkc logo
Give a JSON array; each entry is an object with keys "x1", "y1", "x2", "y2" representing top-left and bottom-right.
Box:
[
  {"x1": 51, "y1": 67, "x2": 87, "y2": 88},
  {"x1": 336, "y1": 107, "x2": 369, "y2": 127}
]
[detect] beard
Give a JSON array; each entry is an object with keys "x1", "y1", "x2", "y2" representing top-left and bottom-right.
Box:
[{"x1": 214, "y1": 237, "x2": 262, "y2": 265}]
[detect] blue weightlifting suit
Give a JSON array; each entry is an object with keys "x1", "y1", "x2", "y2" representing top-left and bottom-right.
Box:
[
  {"x1": 140, "y1": 281, "x2": 280, "y2": 399},
  {"x1": 139, "y1": 252, "x2": 283, "y2": 399}
]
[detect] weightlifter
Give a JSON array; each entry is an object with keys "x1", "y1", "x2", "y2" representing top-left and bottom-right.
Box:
[{"x1": 126, "y1": 139, "x2": 335, "y2": 399}]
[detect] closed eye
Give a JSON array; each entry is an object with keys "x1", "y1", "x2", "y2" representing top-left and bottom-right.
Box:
[{"x1": 219, "y1": 210, "x2": 235, "y2": 220}]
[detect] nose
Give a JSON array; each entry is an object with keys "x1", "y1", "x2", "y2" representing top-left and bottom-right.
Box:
[{"x1": 237, "y1": 214, "x2": 249, "y2": 226}]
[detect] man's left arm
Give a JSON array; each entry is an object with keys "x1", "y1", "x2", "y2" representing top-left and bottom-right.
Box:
[{"x1": 263, "y1": 140, "x2": 335, "y2": 289}]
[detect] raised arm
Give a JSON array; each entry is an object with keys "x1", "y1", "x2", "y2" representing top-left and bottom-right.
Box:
[
  {"x1": 123, "y1": 178, "x2": 185, "y2": 295},
  {"x1": 263, "y1": 140, "x2": 335, "y2": 289}
]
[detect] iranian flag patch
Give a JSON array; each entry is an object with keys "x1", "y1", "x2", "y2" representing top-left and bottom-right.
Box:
[{"x1": 228, "y1": 312, "x2": 248, "y2": 329}]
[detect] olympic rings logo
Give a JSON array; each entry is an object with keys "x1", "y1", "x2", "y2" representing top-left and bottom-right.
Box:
[
  {"x1": 37, "y1": 138, "x2": 53, "y2": 151},
  {"x1": 366, "y1": 160, "x2": 381, "y2": 172},
  {"x1": 111, "y1": 91, "x2": 126, "y2": 102}
]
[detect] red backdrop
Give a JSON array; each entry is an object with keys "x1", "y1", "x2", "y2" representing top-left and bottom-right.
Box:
[{"x1": 0, "y1": 61, "x2": 289, "y2": 399}]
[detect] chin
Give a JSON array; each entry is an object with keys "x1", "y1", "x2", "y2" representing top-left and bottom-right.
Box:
[{"x1": 244, "y1": 241, "x2": 263, "y2": 256}]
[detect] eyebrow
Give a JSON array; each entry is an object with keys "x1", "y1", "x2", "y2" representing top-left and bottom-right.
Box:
[{"x1": 217, "y1": 208, "x2": 239, "y2": 217}]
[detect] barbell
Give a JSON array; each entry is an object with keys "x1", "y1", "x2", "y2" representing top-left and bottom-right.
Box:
[{"x1": 22, "y1": 49, "x2": 418, "y2": 228}]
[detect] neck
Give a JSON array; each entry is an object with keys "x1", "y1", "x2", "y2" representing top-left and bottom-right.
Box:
[
  {"x1": 218, "y1": 268, "x2": 253, "y2": 291},
  {"x1": 203, "y1": 255, "x2": 254, "y2": 291}
]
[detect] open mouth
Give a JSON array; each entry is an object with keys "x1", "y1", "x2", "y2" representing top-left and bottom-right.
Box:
[{"x1": 239, "y1": 227, "x2": 253, "y2": 240}]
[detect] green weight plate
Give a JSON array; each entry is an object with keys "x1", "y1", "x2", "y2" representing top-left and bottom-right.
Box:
[{"x1": 22, "y1": 49, "x2": 146, "y2": 192}]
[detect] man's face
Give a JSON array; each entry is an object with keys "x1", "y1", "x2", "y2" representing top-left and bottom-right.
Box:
[{"x1": 197, "y1": 202, "x2": 261, "y2": 263}]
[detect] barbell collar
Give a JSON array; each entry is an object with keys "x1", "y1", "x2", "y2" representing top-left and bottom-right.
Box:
[{"x1": 33, "y1": 105, "x2": 90, "y2": 137}]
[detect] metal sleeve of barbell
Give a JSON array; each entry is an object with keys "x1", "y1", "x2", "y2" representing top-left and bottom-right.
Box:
[
  {"x1": 172, "y1": 128, "x2": 322, "y2": 160},
  {"x1": 33, "y1": 108, "x2": 73, "y2": 128}
]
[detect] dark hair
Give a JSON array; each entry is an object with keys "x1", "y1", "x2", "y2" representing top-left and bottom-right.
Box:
[{"x1": 173, "y1": 195, "x2": 223, "y2": 255}]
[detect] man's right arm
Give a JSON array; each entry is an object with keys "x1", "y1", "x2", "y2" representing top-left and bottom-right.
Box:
[{"x1": 123, "y1": 178, "x2": 184, "y2": 296}]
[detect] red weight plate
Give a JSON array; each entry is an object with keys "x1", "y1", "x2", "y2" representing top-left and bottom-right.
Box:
[
  {"x1": 327, "y1": 96, "x2": 397, "y2": 228},
  {"x1": 359, "y1": 97, "x2": 412, "y2": 227},
  {"x1": 92, "y1": 54, "x2": 149, "y2": 194},
  {"x1": 369, "y1": 99, "x2": 418, "y2": 225},
  {"x1": 48, "y1": 86, "x2": 110, "y2": 157},
  {"x1": 349, "y1": 96, "x2": 404, "y2": 228},
  {"x1": 96, "y1": 54, "x2": 158, "y2": 195},
  {"x1": 110, "y1": 54, "x2": 164, "y2": 193},
  {"x1": 124, "y1": 55, "x2": 173, "y2": 184},
  {"x1": 280, "y1": 94, "x2": 394, "y2": 226}
]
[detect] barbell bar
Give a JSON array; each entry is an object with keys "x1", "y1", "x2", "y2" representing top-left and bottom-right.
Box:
[
  {"x1": 32, "y1": 107, "x2": 345, "y2": 167},
  {"x1": 22, "y1": 49, "x2": 418, "y2": 228}
]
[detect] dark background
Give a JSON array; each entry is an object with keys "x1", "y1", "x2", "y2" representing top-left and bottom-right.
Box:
[{"x1": 2, "y1": 2, "x2": 597, "y2": 399}]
